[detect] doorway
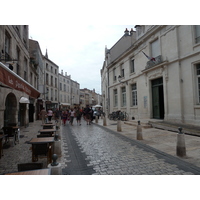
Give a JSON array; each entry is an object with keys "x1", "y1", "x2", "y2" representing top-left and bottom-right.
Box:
[
  {"x1": 4, "y1": 93, "x2": 17, "y2": 126},
  {"x1": 152, "y1": 77, "x2": 165, "y2": 119}
]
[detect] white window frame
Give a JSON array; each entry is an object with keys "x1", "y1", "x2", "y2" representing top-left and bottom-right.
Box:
[
  {"x1": 197, "y1": 64, "x2": 200, "y2": 103},
  {"x1": 113, "y1": 68, "x2": 116, "y2": 82},
  {"x1": 151, "y1": 39, "x2": 160, "y2": 58},
  {"x1": 121, "y1": 87, "x2": 126, "y2": 107},
  {"x1": 130, "y1": 58, "x2": 135, "y2": 74},
  {"x1": 114, "y1": 89, "x2": 118, "y2": 107},
  {"x1": 131, "y1": 83, "x2": 137, "y2": 106},
  {"x1": 120, "y1": 63, "x2": 125, "y2": 78}
]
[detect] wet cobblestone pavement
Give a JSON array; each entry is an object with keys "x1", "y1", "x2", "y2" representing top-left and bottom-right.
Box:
[
  {"x1": 65, "y1": 122, "x2": 197, "y2": 175},
  {"x1": 1, "y1": 118, "x2": 200, "y2": 175}
]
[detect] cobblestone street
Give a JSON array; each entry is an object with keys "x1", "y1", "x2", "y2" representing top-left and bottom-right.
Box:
[{"x1": 61, "y1": 120, "x2": 200, "y2": 175}]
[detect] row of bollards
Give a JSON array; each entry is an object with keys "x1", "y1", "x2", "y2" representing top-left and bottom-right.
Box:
[
  {"x1": 104, "y1": 117, "x2": 186, "y2": 158},
  {"x1": 48, "y1": 120, "x2": 62, "y2": 175}
]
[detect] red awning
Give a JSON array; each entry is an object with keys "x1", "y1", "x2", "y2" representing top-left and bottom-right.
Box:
[{"x1": 0, "y1": 62, "x2": 40, "y2": 99}]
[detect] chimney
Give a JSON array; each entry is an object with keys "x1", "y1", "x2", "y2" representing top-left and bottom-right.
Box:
[
  {"x1": 61, "y1": 70, "x2": 63, "y2": 75},
  {"x1": 130, "y1": 28, "x2": 134, "y2": 35},
  {"x1": 124, "y1": 28, "x2": 129, "y2": 36},
  {"x1": 65, "y1": 72, "x2": 67, "y2": 76}
]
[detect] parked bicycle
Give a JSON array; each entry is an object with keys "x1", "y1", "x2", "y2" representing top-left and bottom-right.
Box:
[{"x1": 108, "y1": 111, "x2": 129, "y2": 121}]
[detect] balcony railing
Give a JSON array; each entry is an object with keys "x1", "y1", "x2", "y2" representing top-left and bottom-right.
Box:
[{"x1": 146, "y1": 55, "x2": 162, "y2": 69}]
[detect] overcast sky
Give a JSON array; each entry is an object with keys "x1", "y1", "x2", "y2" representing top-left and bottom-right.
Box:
[{"x1": 29, "y1": 25, "x2": 135, "y2": 94}]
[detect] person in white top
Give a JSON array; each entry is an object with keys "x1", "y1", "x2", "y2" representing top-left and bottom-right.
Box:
[
  {"x1": 69, "y1": 108, "x2": 76, "y2": 126},
  {"x1": 47, "y1": 109, "x2": 53, "y2": 122}
]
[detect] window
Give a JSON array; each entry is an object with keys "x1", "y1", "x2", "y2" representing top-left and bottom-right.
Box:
[
  {"x1": 5, "y1": 31, "x2": 11, "y2": 59},
  {"x1": 51, "y1": 75, "x2": 53, "y2": 86},
  {"x1": 64, "y1": 84, "x2": 66, "y2": 92},
  {"x1": 121, "y1": 87, "x2": 126, "y2": 107},
  {"x1": 24, "y1": 58, "x2": 28, "y2": 81},
  {"x1": 121, "y1": 64, "x2": 125, "y2": 77},
  {"x1": 151, "y1": 39, "x2": 160, "y2": 58},
  {"x1": 113, "y1": 68, "x2": 116, "y2": 82},
  {"x1": 194, "y1": 25, "x2": 200, "y2": 44},
  {"x1": 130, "y1": 59, "x2": 135, "y2": 73},
  {"x1": 131, "y1": 83, "x2": 137, "y2": 106},
  {"x1": 60, "y1": 83, "x2": 62, "y2": 90},
  {"x1": 197, "y1": 64, "x2": 200, "y2": 103},
  {"x1": 46, "y1": 73, "x2": 49, "y2": 85},
  {"x1": 114, "y1": 89, "x2": 118, "y2": 107}
]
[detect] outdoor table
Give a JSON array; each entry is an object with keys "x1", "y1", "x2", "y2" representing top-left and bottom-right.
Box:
[
  {"x1": 5, "y1": 168, "x2": 51, "y2": 175},
  {"x1": 41, "y1": 124, "x2": 55, "y2": 129},
  {"x1": 28, "y1": 137, "x2": 55, "y2": 163},
  {"x1": 39, "y1": 129, "x2": 56, "y2": 134}
]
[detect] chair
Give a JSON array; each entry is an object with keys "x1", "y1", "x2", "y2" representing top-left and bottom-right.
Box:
[
  {"x1": 17, "y1": 162, "x2": 43, "y2": 172},
  {"x1": 2, "y1": 127, "x2": 16, "y2": 146},
  {"x1": 32, "y1": 143, "x2": 52, "y2": 163}
]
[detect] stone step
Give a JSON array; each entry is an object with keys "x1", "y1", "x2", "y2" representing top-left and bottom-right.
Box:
[
  {"x1": 124, "y1": 121, "x2": 152, "y2": 129},
  {"x1": 149, "y1": 121, "x2": 200, "y2": 137}
]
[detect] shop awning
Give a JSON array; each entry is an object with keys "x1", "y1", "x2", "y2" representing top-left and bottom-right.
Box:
[
  {"x1": 19, "y1": 97, "x2": 30, "y2": 104},
  {"x1": 0, "y1": 62, "x2": 40, "y2": 99},
  {"x1": 61, "y1": 103, "x2": 70, "y2": 106}
]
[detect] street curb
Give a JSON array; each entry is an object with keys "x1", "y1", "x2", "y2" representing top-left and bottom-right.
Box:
[{"x1": 94, "y1": 123, "x2": 200, "y2": 175}]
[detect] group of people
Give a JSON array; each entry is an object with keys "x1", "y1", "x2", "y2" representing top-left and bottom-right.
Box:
[{"x1": 39, "y1": 105, "x2": 98, "y2": 126}]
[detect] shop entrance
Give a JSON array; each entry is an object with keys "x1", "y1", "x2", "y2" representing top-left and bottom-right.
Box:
[
  {"x1": 152, "y1": 77, "x2": 165, "y2": 119},
  {"x1": 4, "y1": 93, "x2": 17, "y2": 126}
]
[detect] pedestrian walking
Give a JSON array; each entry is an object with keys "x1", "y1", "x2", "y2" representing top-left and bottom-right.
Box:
[
  {"x1": 76, "y1": 106, "x2": 82, "y2": 125},
  {"x1": 69, "y1": 108, "x2": 76, "y2": 126},
  {"x1": 84, "y1": 105, "x2": 91, "y2": 125},
  {"x1": 54, "y1": 108, "x2": 61, "y2": 123},
  {"x1": 47, "y1": 109, "x2": 53, "y2": 122},
  {"x1": 39, "y1": 107, "x2": 47, "y2": 124},
  {"x1": 62, "y1": 110, "x2": 68, "y2": 126}
]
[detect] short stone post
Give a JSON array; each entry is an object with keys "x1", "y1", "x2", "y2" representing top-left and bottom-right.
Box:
[
  {"x1": 103, "y1": 116, "x2": 107, "y2": 126},
  {"x1": 137, "y1": 121, "x2": 143, "y2": 140},
  {"x1": 54, "y1": 134, "x2": 62, "y2": 157},
  {"x1": 95, "y1": 115, "x2": 98, "y2": 123},
  {"x1": 176, "y1": 127, "x2": 186, "y2": 157},
  {"x1": 117, "y1": 119, "x2": 122, "y2": 132},
  {"x1": 48, "y1": 154, "x2": 62, "y2": 175}
]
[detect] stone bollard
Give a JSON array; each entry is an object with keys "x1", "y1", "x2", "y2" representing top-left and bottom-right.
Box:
[
  {"x1": 176, "y1": 127, "x2": 186, "y2": 157},
  {"x1": 103, "y1": 116, "x2": 107, "y2": 126},
  {"x1": 137, "y1": 121, "x2": 143, "y2": 140},
  {"x1": 117, "y1": 119, "x2": 122, "y2": 132},
  {"x1": 54, "y1": 134, "x2": 62, "y2": 157},
  {"x1": 95, "y1": 115, "x2": 98, "y2": 123},
  {"x1": 48, "y1": 154, "x2": 62, "y2": 175}
]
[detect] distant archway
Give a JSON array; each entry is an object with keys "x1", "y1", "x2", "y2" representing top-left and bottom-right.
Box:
[{"x1": 4, "y1": 93, "x2": 17, "y2": 126}]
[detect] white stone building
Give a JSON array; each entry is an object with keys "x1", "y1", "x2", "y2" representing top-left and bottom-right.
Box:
[
  {"x1": 43, "y1": 51, "x2": 59, "y2": 111},
  {"x1": 59, "y1": 70, "x2": 72, "y2": 109},
  {"x1": 101, "y1": 25, "x2": 200, "y2": 125},
  {"x1": 0, "y1": 25, "x2": 40, "y2": 128}
]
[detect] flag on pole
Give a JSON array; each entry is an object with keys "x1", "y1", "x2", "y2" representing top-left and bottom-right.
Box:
[{"x1": 142, "y1": 51, "x2": 156, "y2": 62}]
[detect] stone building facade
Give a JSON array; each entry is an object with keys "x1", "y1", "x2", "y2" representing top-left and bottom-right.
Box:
[
  {"x1": 43, "y1": 51, "x2": 59, "y2": 110},
  {"x1": 0, "y1": 25, "x2": 40, "y2": 128},
  {"x1": 101, "y1": 25, "x2": 200, "y2": 125}
]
